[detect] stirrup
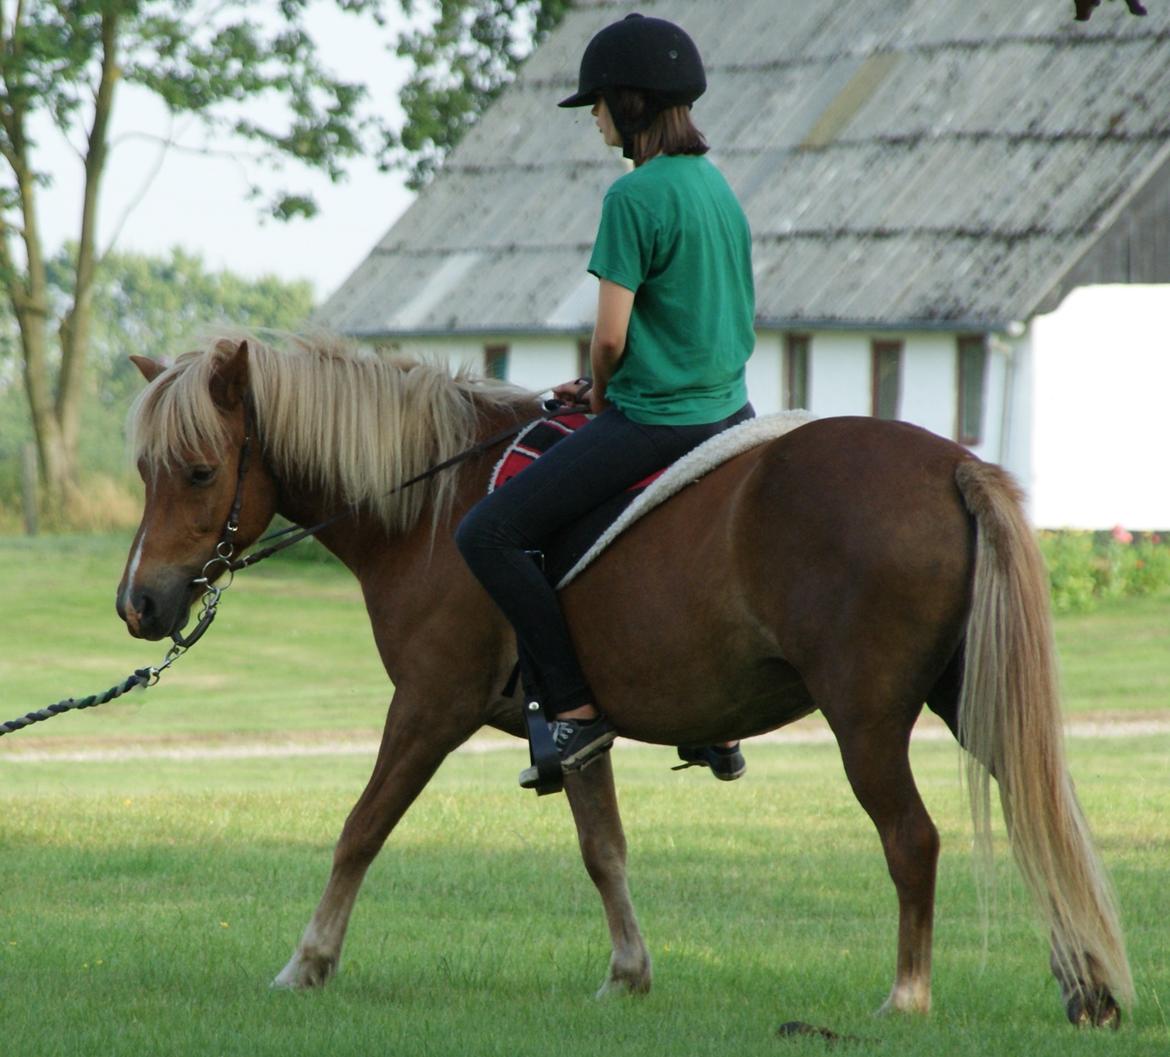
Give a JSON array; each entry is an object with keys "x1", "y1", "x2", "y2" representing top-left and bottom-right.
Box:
[{"x1": 519, "y1": 700, "x2": 563, "y2": 795}]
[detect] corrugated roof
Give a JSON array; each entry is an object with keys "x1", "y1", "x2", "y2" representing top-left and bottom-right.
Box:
[{"x1": 319, "y1": 0, "x2": 1170, "y2": 335}]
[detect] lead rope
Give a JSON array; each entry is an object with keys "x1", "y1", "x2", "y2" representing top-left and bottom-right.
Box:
[
  {"x1": 0, "y1": 394, "x2": 591, "y2": 738},
  {"x1": 0, "y1": 556, "x2": 234, "y2": 738},
  {"x1": 0, "y1": 424, "x2": 251, "y2": 738}
]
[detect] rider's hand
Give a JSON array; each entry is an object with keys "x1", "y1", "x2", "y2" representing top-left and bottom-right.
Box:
[{"x1": 551, "y1": 377, "x2": 593, "y2": 405}]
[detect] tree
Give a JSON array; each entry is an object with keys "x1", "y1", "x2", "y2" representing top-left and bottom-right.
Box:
[
  {"x1": 0, "y1": 0, "x2": 564, "y2": 518},
  {"x1": 67, "y1": 244, "x2": 315, "y2": 409},
  {"x1": 391, "y1": 0, "x2": 570, "y2": 189},
  {"x1": 0, "y1": 245, "x2": 313, "y2": 514},
  {"x1": 0, "y1": 0, "x2": 393, "y2": 516}
]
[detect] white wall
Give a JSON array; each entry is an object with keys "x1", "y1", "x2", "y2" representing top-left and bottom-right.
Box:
[
  {"x1": 1029, "y1": 284, "x2": 1170, "y2": 529},
  {"x1": 393, "y1": 334, "x2": 579, "y2": 394},
  {"x1": 506, "y1": 335, "x2": 579, "y2": 392},
  {"x1": 394, "y1": 328, "x2": 1026, "y2": 484},
  {"x1": 744, "y1": 332, "x2": 782, "y2": 412},
  {"x1": 901, "y1": 334, "x2": 958, "y2": 439},
  {"x1": 807, "y1": 333, "x2": 871, "y2": 417}
]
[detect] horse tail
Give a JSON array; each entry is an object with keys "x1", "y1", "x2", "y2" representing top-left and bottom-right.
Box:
[{"x1": 953, "y1": 459, "x2": 1134, "y2": 1009}]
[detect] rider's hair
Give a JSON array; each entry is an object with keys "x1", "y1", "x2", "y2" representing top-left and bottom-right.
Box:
[{"x1": 610, "y1": 88, "x2": 708, "y2": 167}]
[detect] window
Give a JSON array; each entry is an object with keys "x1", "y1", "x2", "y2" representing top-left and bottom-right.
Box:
[
  {"x1": 784, "y1": 334, "x2": 810, "y2": 410},
  {"x1": 871, "y1": 340, "x2": 902, "y2": 420},
  {"x1": 483, "y1": 343, "x2": 509, "y2": 380},
  {"x1": 956, "y1": 334, "x2": 988, "y2": 446}
]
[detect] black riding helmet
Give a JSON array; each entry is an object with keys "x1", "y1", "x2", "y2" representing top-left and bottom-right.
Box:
[{"x1": 558, "y1": 13, "x2": 706, "y2": 150}]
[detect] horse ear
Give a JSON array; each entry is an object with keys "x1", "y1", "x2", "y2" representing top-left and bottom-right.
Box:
[
  {"x1": 130, "y1": 355, "x2": 166, "y2": 383},
  {"x1": 210, "y1": 340, "x2": 250, "y2": 410}
]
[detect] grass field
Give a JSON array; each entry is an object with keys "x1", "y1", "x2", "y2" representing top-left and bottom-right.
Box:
[{"x1": 1, "y1": 534, "x2": 1168, "y2": 1056}]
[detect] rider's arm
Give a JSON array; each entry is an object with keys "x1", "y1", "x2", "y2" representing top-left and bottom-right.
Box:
[{"x1": 589, "y1": 279, "x2": 635, "y2": 414}]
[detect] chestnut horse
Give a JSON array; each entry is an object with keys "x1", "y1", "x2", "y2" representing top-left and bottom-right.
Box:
[{"x1": 118, "y1": 335, "x2": 1132, "y2": 1027}]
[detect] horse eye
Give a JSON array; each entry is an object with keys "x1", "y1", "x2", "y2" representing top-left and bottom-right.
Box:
[{"x1": 188, "y1": 465, "x2": 218, "y2": 487}]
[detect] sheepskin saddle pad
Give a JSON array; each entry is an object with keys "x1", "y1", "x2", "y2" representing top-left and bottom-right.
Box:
[{"x1": 487, "y1": 409, "x2": 816, "y2": 588}]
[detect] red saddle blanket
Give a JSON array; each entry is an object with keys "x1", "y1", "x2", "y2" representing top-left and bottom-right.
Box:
[{"x1": 490, "y1": 413, "x2": 665, "y2": 494}]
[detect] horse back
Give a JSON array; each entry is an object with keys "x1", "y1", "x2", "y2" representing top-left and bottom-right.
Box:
[{"x1": 561, "y1": 416, "x2": 976, "y2": 743}]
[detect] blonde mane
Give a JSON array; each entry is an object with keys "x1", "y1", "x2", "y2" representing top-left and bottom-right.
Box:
[{"x1": 129, "y1": 333, "x2": 536, "y2": 536}]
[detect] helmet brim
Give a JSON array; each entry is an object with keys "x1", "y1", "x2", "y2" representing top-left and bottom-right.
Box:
[{"x1": 558, "y1": 89, "x2": 597, "y2": 108}]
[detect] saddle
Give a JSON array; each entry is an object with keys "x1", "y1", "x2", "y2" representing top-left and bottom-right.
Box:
[
  {"x1": 497, "y1": 408, "x2": 817, "y2": 795},
  {"x1": 489, "y1": 413, "x2": 664, "y2": 585}
]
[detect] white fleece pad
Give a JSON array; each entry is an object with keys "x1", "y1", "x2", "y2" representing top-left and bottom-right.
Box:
[{"x1": 557, "y1": 410, "x2": 816, "y2": 588}]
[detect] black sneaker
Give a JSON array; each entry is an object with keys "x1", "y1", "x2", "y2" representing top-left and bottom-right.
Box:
[
  {"x1": 550, "y1": 715, "x2": 617, "y2": 771},
  {"x1": 675, "y1": 743, "x2": 746, "y2": 781}
]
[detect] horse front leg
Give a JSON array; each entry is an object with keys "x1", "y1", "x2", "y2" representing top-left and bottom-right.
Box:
[
  {"x1": 273, "y1": 687, "x2": 470, "y2": 989},
  {"x1": 563, "y1": 753, "x2": 652, "y2": 997}
]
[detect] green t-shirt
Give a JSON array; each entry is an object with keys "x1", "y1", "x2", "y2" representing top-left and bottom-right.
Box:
[{"x1": 587, "y1": 154, "x2": 755, "y2": 425}]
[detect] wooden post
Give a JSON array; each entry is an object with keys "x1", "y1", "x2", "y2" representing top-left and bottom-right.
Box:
[{"x1": 21, "y1": 442, "x2": 39, "y2": 536}]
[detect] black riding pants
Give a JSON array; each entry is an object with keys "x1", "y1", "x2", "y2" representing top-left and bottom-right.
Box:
[{"x1": 455, "y1": 403, "x2": 754, "y2": 714}]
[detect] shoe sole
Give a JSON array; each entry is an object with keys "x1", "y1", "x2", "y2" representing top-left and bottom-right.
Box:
[
  {"x1": 518, "y1": 737, "x2": 614, "y2": 789},
  {"x1": 712, "y1": 763, "x2": 746, "y2": 781},
  {"x1": 560, "y1": 728, "x2": 617, "y2": 771}
]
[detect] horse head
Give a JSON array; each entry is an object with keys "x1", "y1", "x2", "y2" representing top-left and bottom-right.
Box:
[{"x1": 117, "y1": 339, "x2": 279, "y2": 641}]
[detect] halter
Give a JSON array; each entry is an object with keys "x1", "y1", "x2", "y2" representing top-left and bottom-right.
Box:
[
  {"x1": 169, "y1": 394, "x2": 591, "y2": 652},
  {"x1": 161, "y1": 401, "x2": 255, "y2": 656},
  {"x1": 0, "y1": 393, "x2": 591, "y2": 738}
]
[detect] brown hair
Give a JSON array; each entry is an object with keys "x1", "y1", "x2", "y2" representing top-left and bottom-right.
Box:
[{"x1": 610, "y1": 88, "x2": 709, "y2": 167}]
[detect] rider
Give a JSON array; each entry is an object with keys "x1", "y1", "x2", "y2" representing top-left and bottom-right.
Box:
[{"x1": 455, "y1": 13, "x2": 756, "y2": 784}]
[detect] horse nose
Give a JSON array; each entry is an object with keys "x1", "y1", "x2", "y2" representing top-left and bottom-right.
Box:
[{"x1": 119, "y1": 586, "x2": 157, "y2": 639}]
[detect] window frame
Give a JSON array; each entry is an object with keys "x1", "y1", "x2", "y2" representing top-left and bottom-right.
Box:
[
  {"x1": 955, "y1": 333, "x2": 988, "y2": 447},
  {"x1": 483, "y1": 343, "x2": 509, "y2": 381},
  {"x1": 784, "y1": 333, "x2": 811, "y2": 410},
  {"x1": 871, "y1": 339, "x2": 903, "y2": 420}
]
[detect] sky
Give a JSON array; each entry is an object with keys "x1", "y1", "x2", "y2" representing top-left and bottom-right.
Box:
[{"x1": 31, "y1": 5, "x2": 417, "y2": 302}]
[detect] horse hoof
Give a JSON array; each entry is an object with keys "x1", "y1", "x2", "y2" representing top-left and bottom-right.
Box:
[
  {"x1": 595, "y1": 973, "x2": 651, "y2": 999},
  {"x1": 272, "y1": 951, "x2": 338, "y2": 990},
  {"x1": 1066, "y1": 989, "x2": 1121, "y2": 1030}
]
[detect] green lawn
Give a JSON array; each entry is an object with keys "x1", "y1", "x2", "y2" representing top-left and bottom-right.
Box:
[
  {"x1": 0, "y1": 534, "x2": 1168, "y2": 1056},
  {"x1": 0, "y1": 533, "x2": 1166, "y2": 748},
  {"x1": 0, "y1": 534, "x2": 389, "y2": 742},
  {"x1": 1, "y1": 740, "x2": 1167, "y2": 1056}
]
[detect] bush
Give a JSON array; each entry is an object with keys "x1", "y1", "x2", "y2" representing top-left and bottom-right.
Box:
[{"x1": 1038, "y1": 528, "x2": 1170, "y2": 613}]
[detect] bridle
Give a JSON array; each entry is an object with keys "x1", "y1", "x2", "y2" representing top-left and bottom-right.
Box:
[
  {"x1": 0, "y1": 391, "x2": 589, "y2": 740},
  {"x1": 167, "y1": 393, "x2": 591, "y2": 657}
]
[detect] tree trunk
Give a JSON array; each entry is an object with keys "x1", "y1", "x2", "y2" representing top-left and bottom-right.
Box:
[
  {"x1": 56, "y1": 9, "x2": 120, "y2": 474},
  {"x1": 1, "y1": 7, "x2": 120, "y2": 518}
]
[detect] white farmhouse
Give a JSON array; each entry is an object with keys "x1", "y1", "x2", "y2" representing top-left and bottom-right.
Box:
[{"x1": 318, "y1": 0, "x2": 1170, "y2": 529}]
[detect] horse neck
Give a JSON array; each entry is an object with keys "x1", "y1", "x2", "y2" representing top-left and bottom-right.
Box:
[{"x1": 269, "y1": 396, "x2": 539, "y2": 578}]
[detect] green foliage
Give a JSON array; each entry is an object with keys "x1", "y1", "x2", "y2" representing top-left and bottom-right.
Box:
[
  {"x1": 1, "y1": 1, "x2": 397, "y2": 514},
  {"x1": 0, "y1": 249, "x2": 314, "y2": 525},
  {"x1": 390, "y1": 0, "x2": 571, "y2": 188},
  {"x1": 14, "y1": 0, "x2": 397, "y2": 216},
  {"x1": 3, "y1": 0, "x2": 398, "y2": 220},
  {"x1": 1039, "y1": 529, "x2": 1170, "y2": 613}
]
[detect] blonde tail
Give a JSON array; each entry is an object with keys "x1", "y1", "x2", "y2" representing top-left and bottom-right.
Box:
[{"x1": 954, "y1": 460, "x2": 1133, "y2": 1009}]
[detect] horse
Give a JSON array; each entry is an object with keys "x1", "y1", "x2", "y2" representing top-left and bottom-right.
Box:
[{"x1": 117, "y1": 333, "x2": 1133, "y2": 1028}]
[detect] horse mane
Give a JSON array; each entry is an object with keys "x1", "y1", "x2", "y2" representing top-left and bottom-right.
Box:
[{"x1": 129, "y1": 332, "x2": 536, "y2": 536}]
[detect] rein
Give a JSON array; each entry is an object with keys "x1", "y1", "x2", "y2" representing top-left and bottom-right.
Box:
[{"x1": 0, "y1": 396, "x2": 588, "y2": 737}]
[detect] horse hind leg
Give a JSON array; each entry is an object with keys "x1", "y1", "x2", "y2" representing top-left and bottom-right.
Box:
[
  {"x1": 831, "y1": 716, "x2": 939, "y2": 1016},
  {"x1": 563, "y1": 753, "x2": 652, "y2": 997}
]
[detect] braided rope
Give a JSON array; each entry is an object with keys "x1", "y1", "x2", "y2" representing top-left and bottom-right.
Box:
[{"x1": 0, "y1": 669, "x2": 154, "y2": 737}]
